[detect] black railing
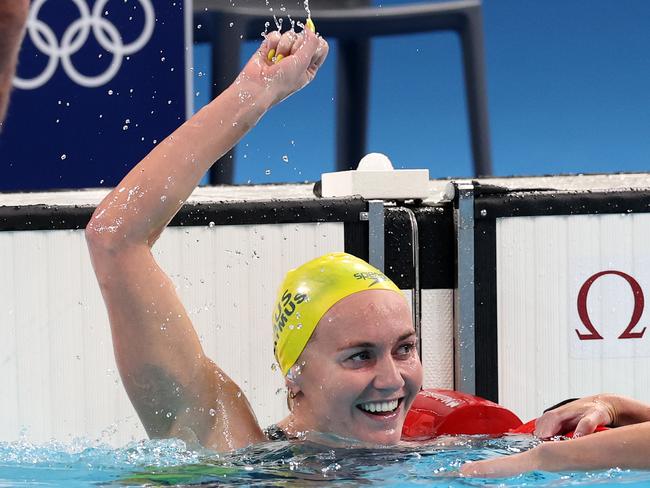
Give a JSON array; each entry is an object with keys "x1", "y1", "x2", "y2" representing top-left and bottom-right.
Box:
[{"x1": 194, "y1": 0, "x2": 492, "y2": 184}]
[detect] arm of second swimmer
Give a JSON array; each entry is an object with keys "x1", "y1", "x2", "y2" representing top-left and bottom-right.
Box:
[
  {"x1": 460, "y1": 421, "x2": 650, "y2": 477},
  {"x1": 534, "y1": 394, "x2": 650, "y2": 439}
]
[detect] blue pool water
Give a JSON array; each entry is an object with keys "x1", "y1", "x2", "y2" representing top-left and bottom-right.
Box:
[{"x1": 1, "y1": 435, "x2": 649, "y2": 487}]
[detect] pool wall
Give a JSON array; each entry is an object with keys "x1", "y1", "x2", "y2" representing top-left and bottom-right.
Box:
[
  {"x1": 0, "y1": 185, "x2": 455, "y2": 444},
  {"x1": 481, "y1": 191, "x2": 650, "y2": 420},
  {"x1": 1, "y1": 175, "x2": 649, "y2": 443}
]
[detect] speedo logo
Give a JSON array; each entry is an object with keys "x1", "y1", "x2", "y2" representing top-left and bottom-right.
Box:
[
  {"x1": 273, "y1": 289, "x2": 308, "y2": 342},
  {"x1": 354, "y1": 271, "x2": 389, "y2": 287}
]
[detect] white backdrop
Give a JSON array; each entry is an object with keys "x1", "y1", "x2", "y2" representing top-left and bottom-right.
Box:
[
  {"x1": 0, "y1": 223, "x2": 344, "y2": 445},
  {"x1": 497, "y1": 213, "x2": 650, "y2": 421},
  {"x1": 0, "y1": 221, "x2": 455, "y2": 445}
]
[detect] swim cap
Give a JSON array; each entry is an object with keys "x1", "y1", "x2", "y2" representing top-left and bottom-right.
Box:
[{"x1": 272, "y1": 252, "x2": 402, "y2": 375}]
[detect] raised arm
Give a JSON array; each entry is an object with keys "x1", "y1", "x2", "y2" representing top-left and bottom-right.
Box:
[{"x1": 85, "y1": 27, "x2": 328, "y2": 451}]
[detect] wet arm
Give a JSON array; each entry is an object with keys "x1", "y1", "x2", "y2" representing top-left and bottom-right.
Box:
[
  {"x1": 85, "y1": 29, "x2": 328, "y2": 450},
  {"x1": 461, "y1": 422, "x2": 650, "y2": 476},
  {"x1": 534, "y1": 394, "x2": 650, "y2": 438}
]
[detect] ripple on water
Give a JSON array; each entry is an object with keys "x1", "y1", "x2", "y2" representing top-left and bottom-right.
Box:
[{"x1": 0, "y1": 436, "x2": 649, "y2": 487}]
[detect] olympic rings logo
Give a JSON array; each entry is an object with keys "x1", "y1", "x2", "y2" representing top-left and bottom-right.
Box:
[{"x1": 14, "y1": 0, "x2": 155, "y2": 89}]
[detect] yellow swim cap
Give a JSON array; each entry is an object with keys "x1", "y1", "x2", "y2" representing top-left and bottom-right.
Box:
[{"x1": 272, "y1": 252, "x2": 402, "y2": 375}]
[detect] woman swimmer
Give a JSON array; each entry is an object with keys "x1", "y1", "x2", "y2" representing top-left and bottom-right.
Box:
[
  {"x1": 86, "y1": 23, "x2": 423, "y2": 452},
  {"x1": 461, "y1": 394, "x2": 650, "y2": 476}
]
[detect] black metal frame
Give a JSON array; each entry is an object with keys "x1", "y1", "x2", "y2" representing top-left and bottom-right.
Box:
[
  {"x1": 193, "y1": 0, "x2": 492, "y2": 184},
  {"x1": 0, "y1": 198, "x2": 365, "y2": 231}
]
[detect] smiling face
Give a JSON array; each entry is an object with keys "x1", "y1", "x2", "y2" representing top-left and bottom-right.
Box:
[{"x1": 287, "y1": 289, "x2": 423, "y2": 445}]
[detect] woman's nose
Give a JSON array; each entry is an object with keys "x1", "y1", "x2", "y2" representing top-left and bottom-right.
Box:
[{"x1": 372, "y1": 355, "x2": 405, "y2": 391}]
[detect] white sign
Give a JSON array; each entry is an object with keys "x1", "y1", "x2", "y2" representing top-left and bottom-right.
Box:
[{"x1": 497, "y1": 212, "x2": 650, "y2": 421}]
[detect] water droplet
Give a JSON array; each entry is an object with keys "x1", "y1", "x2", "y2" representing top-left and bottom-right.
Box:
[
  {"x1": 282, "y1": 155, "x2": 289, "y2": 163},
  {"x1": 107, "y1": 89, "x2": 113, "y2": 95},
  {"x1": 60, "y1": 154, "x2": 67, "y2": 160},
  {"x1": 208, "y1": 221, "x2": 215, "y2": 227},
  {"x1": 160, "y1": 195, "x2": 167, "y2": 202},
  {"x1": 209, "y1": 408, "x2": 216, "y2": 416},
  {"x1": 265, "y1": 169, "x2": 271, "y2": 175}
]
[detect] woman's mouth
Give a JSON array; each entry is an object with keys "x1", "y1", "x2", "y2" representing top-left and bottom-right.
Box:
[{"x1": 357, "y1": 398, "x2": 402, "y2": 416}]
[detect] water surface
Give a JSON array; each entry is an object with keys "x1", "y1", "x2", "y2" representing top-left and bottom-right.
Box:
[{"x1": 1, "y1": 435, "x2": 648, "y2": 487}]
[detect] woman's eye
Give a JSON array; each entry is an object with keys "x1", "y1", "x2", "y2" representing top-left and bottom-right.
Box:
[
  {"x1": 348, "y1": 351, "x2": 371, "y2": 362},
  {"x1": 396, "y1": 343, "x2": 415, "y2": 357}
]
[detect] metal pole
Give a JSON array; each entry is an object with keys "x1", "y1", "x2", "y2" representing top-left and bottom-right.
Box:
[
  {"x1": 454, "y1": 181, "x2": 476, "y2": 394},
  {"x1": 367, "y1": 200, "x2": 385, "y2": 272},
  {"x1": 208, "y1": 13, "x2": 245, "y2": 184},
  {"x1": 401, "y1": 207, "x2": 421, "y2": 357},
  {"x1": 336, "y1": 39, "x2": 371, "y2": 172},
  {"x1": 460, "y1": 5, "x2": 492, "y2": 176}
]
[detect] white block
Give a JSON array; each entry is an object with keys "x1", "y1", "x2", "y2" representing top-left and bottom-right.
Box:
[{"x1": 320, "y1": 153, "x2": 430, "y2": 200}]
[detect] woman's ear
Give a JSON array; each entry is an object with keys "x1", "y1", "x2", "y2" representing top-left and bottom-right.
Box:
[
  {"x1": 285, "y1": 366, "x2": 302, "y2": 397},
  {"x1": 284, "y1": 367, "x2": 303, "y2": 410}
]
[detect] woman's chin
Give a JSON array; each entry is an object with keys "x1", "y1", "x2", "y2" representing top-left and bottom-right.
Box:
[{"x1": 353, "y1": 427, "x2": 402, "y2": 446}]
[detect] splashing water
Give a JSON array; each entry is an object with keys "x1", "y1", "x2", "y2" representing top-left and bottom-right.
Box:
[
  {"x1": 304, "y1": 0, "x2": 311, "y2": 21},
  {"x1": 260, "y1": 1, "x2": 312, "y2": 35},
  {"x1": 263, "y1": 0, "x2": 280, "y2": 31},
  {"x1": 1, "y1": 436, "x2": 649, "y2": 487}
]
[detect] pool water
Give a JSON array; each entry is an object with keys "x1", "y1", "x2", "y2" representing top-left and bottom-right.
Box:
[{"x1": 1, "y1": 435, "x2": 649, "y2": 487}]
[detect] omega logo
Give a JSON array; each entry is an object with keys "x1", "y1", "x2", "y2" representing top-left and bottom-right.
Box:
[{"x1": 575, "y1": 270, "x2": 646, "y2": 341}]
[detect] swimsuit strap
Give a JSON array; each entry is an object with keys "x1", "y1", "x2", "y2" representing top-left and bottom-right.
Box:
[{"x1": 263, "y1": 423, "x2": 289, "y2": 441}]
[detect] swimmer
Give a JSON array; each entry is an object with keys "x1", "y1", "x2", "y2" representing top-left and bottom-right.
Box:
[
  {"x1": 461, "y1": 394, "x2": 650, "y2": 476},
  {"x1": 0, "y1": 0, "x2": 29, "y2": 130},
  {"x1": 86, "y1": 24, "x2": 423, "y2": 451}
]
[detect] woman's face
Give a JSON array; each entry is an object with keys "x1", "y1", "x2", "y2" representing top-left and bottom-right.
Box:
[{"x1": 289, "y1": 289, "x2": 423, "y2": 445}]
